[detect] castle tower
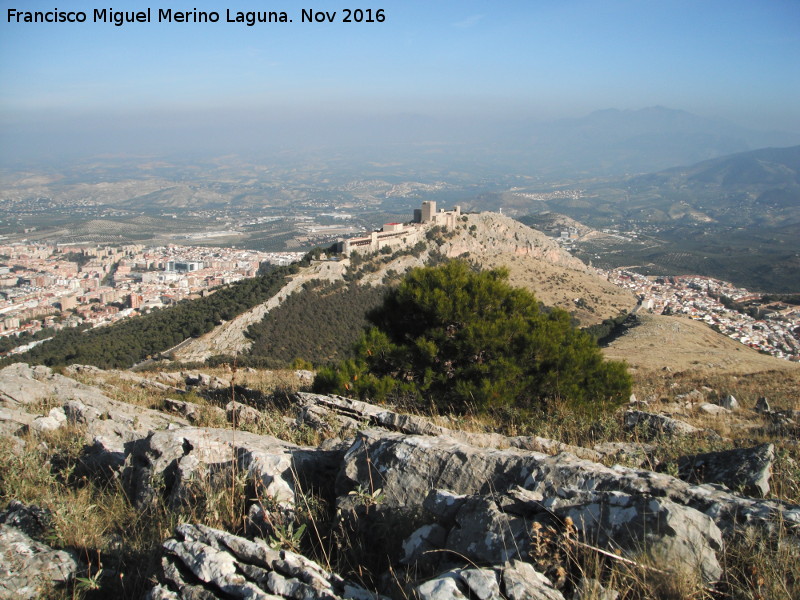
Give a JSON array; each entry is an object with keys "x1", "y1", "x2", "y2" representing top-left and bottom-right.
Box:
[{"x1": 421, "y1": 201, "x2": 436, "y2": 223}]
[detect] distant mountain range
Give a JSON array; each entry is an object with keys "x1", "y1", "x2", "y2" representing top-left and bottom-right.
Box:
[
  {"x1": 500, "y1": 107, "x2": 800, "y2": 177},
  {"x1": 5, "y1": 106, "x2": 799, "y2": 179},
  {"x1": 501, "y1": 144, "x2": 800, "y2": 293},
  {"x1": 610, "y1": 144, "x2": 800, "y2": 227}
]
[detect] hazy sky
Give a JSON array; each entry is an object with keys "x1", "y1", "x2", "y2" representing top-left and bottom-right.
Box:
[{"x1": 1, "y1": 0, "x2": 799, "y2": 159}]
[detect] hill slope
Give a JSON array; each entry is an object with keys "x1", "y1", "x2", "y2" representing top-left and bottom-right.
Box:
[
  {"x1": 603, "y1": 313, "x2": 800, "y2": 374},
  {"x1": 173, "y1": 212, "x2": 638, "y2": 364}
]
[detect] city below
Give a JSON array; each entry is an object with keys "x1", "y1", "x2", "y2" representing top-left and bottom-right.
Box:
[
  {"x1": 0, "y1": 242, "x2": 304, "y2": 354},
  {"x1": 1, "y1": 237, "x2": 798, "y2": 362}
]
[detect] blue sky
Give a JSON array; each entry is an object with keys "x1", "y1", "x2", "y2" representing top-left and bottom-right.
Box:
[{"x1": 1, "y1": 0, "x2": 799, "y2": 158}]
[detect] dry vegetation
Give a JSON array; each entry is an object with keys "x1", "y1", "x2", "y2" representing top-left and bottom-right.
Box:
[
  {"x1": 481, "y1": 253, "x2": 637, "y2": 326},
  {"x1": 1, "y1": 360, "x2": 799, "y2": 599},
  {"x1": 602, "y1": 313, "x2": 800, "y2": 374}
]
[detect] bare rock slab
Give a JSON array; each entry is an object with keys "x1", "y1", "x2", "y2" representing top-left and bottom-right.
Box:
[
  {"x1": 154, "y1": 523, "x2": 384, "y2": 600},
  {"x1": 0, "y1": 524, "x2": 78, "y2": 600},
  {"x1": 678, "y1": 443, "x2": 775, "y2": 497}
]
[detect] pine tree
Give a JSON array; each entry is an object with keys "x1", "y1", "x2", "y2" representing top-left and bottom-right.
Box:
[{"x1": 314, "y1": 260, "x2": 631, "y2": 414}]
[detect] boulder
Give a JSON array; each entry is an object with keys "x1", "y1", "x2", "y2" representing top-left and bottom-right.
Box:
[
  {"x1": 31, "y1": 413, "x2": 65, "y2": 433},
  {"x1": 443, "y1": 496, "x2": 528, "y2": 564},
  {"x1": 336, "y1": 430, "x2": 800, "y2": 535},
  {"x1": 153, "y1": 523, "x2": 384, "y2": 600},
  {"x1": 184, "y1": 372, "x2": 212, "y2": 388},
  {"x1": 122, "y1": 426, "x2": 338, "y2": 509},
  {"x1": 413, "y1": 564, "x2": 562, "y2": 600},
  {"x1": 502, "y1": 560, "x2": 565, "y2": 600},
  {"x1": 675, "y1": 390, "x2": 705, "y2": 404},
  {"x1": 697, "y1": 403, "x2": 729, "y2": 416},
  {"x1": 226, "y1": 400, "x2": 263, "y2": 426},
  {"x1": 294, "y1": 369, "x2": 315, "y2": 383},
  {"x1": 755, "y1": 397, "x2": 771, "y2": 414},
  {"x1": 678, "y1": 443, "x2": 775, "y2": 497},
  {"x1": 0, "y1": 523, "x2": 79, "y2": 599},
  {"x1": 623, "y1": 410, "x2": 701, "y2": 438},
  {"x1": 62, "y1": 399, "x2": 101, "y2": 424},
  {"x1": 547, "y1": 490, "x2": 723, "y2": 583},
  {"x1": 719, "y1": 395, "x2": 739, "y2": 410}
]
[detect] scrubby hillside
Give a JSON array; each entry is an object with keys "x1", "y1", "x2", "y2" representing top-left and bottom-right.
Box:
[
  {"x1": 174, "y1": 212, "x2": 636, "y2": 367},
  {"x1": 603, "y1": 313, "x2": 800, "y2": 374}
]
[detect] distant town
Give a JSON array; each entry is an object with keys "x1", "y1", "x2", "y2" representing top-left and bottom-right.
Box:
[
  {"x1": 1, "y1": 215, "x2": 798, "y2": 362},
  {"x1": 606, "y1": 269, "x2": 800, "y2": 361},
  {"x1": 0, "y1": 242, "x2": 304, "y2": 353}
]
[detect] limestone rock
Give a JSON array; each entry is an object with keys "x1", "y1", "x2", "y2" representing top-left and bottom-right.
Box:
[
  {"x1": 336, "y1": 430, "x2": 543, "y2": 508},
  {"x1": 227, "y1": 400, "x2": 263, "y2": 426},
  {"x1": 549, "y1": 490, "x2": 723, "y2": 583},
  {"x1": 697, "y1": 403, "x2": 729, "y2": 416},
  {"x1": 415, "y1": 572, "x2": 468, "y2": 600},
  {"x1": 31, "y1": 413, "x2": 64, "y2": 433},
  {"x1": 63, "y1": 399, "x2": 101, "y2": 424},
  {"x1": 163, "y1": 398, "x2": 206, "y2": 423},
  {"x1": 623, "y1": 410, "x2": 701, "y2": 437},
  {"x1": 444, "y1": 497, "x2": 528, "y2": 564},
  {"x1": 719, "y1": 395, "x2": 739, "y2": 410},
  {"x1": 122, "y1": 426, "x2": 337, "y2": 509},
  {"x1": 296, "y1": 392, "x2": 594, "y2": 457},
  {"x1": 400, "y1": 523, "x2": 447, "y2": 565},
  {"x1": 154, "y1": 523, "x2": 383, "y2": 600},
  {"x1": 336, "y1": 430, "x2": 800, "y2": 534},
  {"x1": 592, "y1": 442, "x2": 656, "y2": 468},
  {"x1": 755, "y1": 397, "x2": 771, "y2": 414},
  {"x1": 502, "y1": 560, "x2": 565, "y2": 600},
  {"x1": 0, "y1": 523, "x2": 79, "y2": 600},
  {"x1": 0, "y1": 501, "x2": 54, "y2": 540},
  {"x1": 678, "y1": 443, "x2": 775, "y2": 497},
  {"x1": 414, "y1": 565, "x2": 560, "y2": 600},
  {"x1": 0, "y1": 363, "x2": 190, "y2": 477},
  {"x1": 458, "y1": 568, "x2": 502, "y2": 600}
]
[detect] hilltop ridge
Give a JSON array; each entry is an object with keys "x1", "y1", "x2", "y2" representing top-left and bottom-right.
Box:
[{"x1": 172, "y1": 211, "x2": 636, "y2": 363}]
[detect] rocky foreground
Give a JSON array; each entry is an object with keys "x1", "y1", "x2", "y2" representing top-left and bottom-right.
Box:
[{"x1": 0, "y1": 362, "x2": 798, "y2": 599}]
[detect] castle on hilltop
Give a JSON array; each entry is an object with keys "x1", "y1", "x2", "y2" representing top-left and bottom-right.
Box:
[{"x1": 337, "y1": 201, "x2": 461, "y2": 256}]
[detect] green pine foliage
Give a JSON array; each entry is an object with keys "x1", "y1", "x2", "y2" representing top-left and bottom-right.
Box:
[
  {"x1": 314, "y1": 260, "x2": 631, "y2": 414},
  {"x1": 245, "y1": 280, "x2": 388, "y2": 368}
]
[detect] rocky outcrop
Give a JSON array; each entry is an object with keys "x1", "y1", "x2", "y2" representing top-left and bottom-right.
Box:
[
  {"x1": 623, "y1": 410, "x2": 702, "y2": 438},
  {"x1": 151, "y1": 523, "x2": 381, "y2": 600},
  {"x1": 0, "y1": 503, "x2": 79, "y2": 600},
  {"x1": 1, "y1": 365, "x2": 797, "y2": 600},
  {"x1": 122, "y1": 426, "x2": 340, "y2": 509},
  {"x1": 438, "y1": 213, "x2": 587, "y2": 272},
  {"x1": 0, "y1": 362, "x2": 189, "y2": 477},
  {"x1": 336, "y1": 430, "x2": 799, "y2": 534},
  {"x1": 678, "y1": 443, "x2": 775, "y2": 497},
  {"x1": 295, "y1": 392, "x2": 600, "y2": 460}
]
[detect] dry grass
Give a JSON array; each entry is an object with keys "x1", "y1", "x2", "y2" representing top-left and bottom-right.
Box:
[
  {"x1": 2, "y1": 363, "x2": 799, "y2": 599},
  {"x1": 481, "y1": 253, "x2": 637, "y2": 326},
  {"x1": 603, "y1": 313, "x2": 800, "y2": 375}
]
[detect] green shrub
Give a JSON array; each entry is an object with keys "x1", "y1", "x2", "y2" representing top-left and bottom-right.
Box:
[{"x1": 313, "y1": 260, "x2": 631, "y2": 414}]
